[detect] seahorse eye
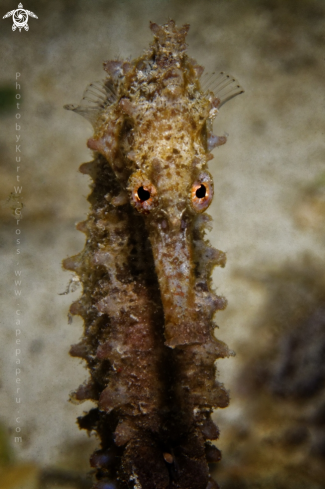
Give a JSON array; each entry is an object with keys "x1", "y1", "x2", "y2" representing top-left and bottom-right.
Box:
[
  {"x1": 137, "y1": 186, "x2": 151, "y2": 202},
  {"x1": 195, "y1": 184, "x2": 206, "y2": 199},
  {"x1": 130, "y1": 180, "x2": 157, "y2": 213},
  {"x1": 191, "y1": 174, "x2": 213, "y2": 212}
]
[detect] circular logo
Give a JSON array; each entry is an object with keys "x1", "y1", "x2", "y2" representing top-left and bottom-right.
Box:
[{"x1": 13, "y1": 9, "x2": 28, "y2": 28}]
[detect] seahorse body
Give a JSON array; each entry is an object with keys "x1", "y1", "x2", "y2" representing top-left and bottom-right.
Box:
[{"x1": 64, "y1": 20, "x2": 242, "y2": 489}]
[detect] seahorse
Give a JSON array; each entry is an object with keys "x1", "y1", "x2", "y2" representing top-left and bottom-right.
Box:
[{"x1": 63, "y1": 20, "x2": 243, "y2": 489}]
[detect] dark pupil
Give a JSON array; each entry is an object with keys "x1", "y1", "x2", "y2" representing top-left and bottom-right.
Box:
[
  {"x1": 196, "y1": 184, "x2": 206, "y2": 199},
  {"x1": 137, "y1": 186, "x2": 150, "y2": 201}
]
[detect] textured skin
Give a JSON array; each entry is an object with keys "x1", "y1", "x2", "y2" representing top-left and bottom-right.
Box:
[{"x1": 64, "y1": 20, "x2": 238, "y2": 489}]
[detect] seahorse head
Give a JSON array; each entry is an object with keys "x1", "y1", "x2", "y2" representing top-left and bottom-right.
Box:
[
  {"x1": 85, "y1": 21, "x2": 231, "y2": 347},
  {"x1": 117, "y1": 22, "x2": 220, "y2": 347}
]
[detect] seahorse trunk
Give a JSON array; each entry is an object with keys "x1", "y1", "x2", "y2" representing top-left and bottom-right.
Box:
[{"x1": 64, "y1": 156, "x2": 171, "y2": 488}]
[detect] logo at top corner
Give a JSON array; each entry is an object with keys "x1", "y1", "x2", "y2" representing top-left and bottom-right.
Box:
[{"x1": 3, "y1": 3, "x2": 38, "y2": 32}]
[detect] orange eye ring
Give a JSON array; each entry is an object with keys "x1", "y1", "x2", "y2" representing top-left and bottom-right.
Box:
[
  {"x1": 131, "y1": 182, "x2": 157, "y2": 213},
  {"x1": 191, "y1": 174, "x2": 213, "y2": 212}
]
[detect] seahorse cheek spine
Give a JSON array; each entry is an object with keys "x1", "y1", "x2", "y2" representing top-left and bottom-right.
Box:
[{"x1": 64, "y1": 19, "x2": 242, "y2": 489}]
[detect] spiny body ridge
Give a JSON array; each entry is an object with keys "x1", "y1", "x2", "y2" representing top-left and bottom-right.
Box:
[{"x1": 64, "y1": 20, "x2": 242, "y2": 489}]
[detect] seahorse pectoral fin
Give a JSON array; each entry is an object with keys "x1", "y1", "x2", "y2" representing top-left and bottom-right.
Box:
[
  {"x1": 64, "y1": 79, "x2": 117, "y2": 125},
  {"x1": 200, "y1": 71, "x2": 244, "y2": 108}
]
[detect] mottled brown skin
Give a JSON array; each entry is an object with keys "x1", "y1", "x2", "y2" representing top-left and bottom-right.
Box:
[{"x1": 64, "y1": 20, "x2": 237, "y2": 489}]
